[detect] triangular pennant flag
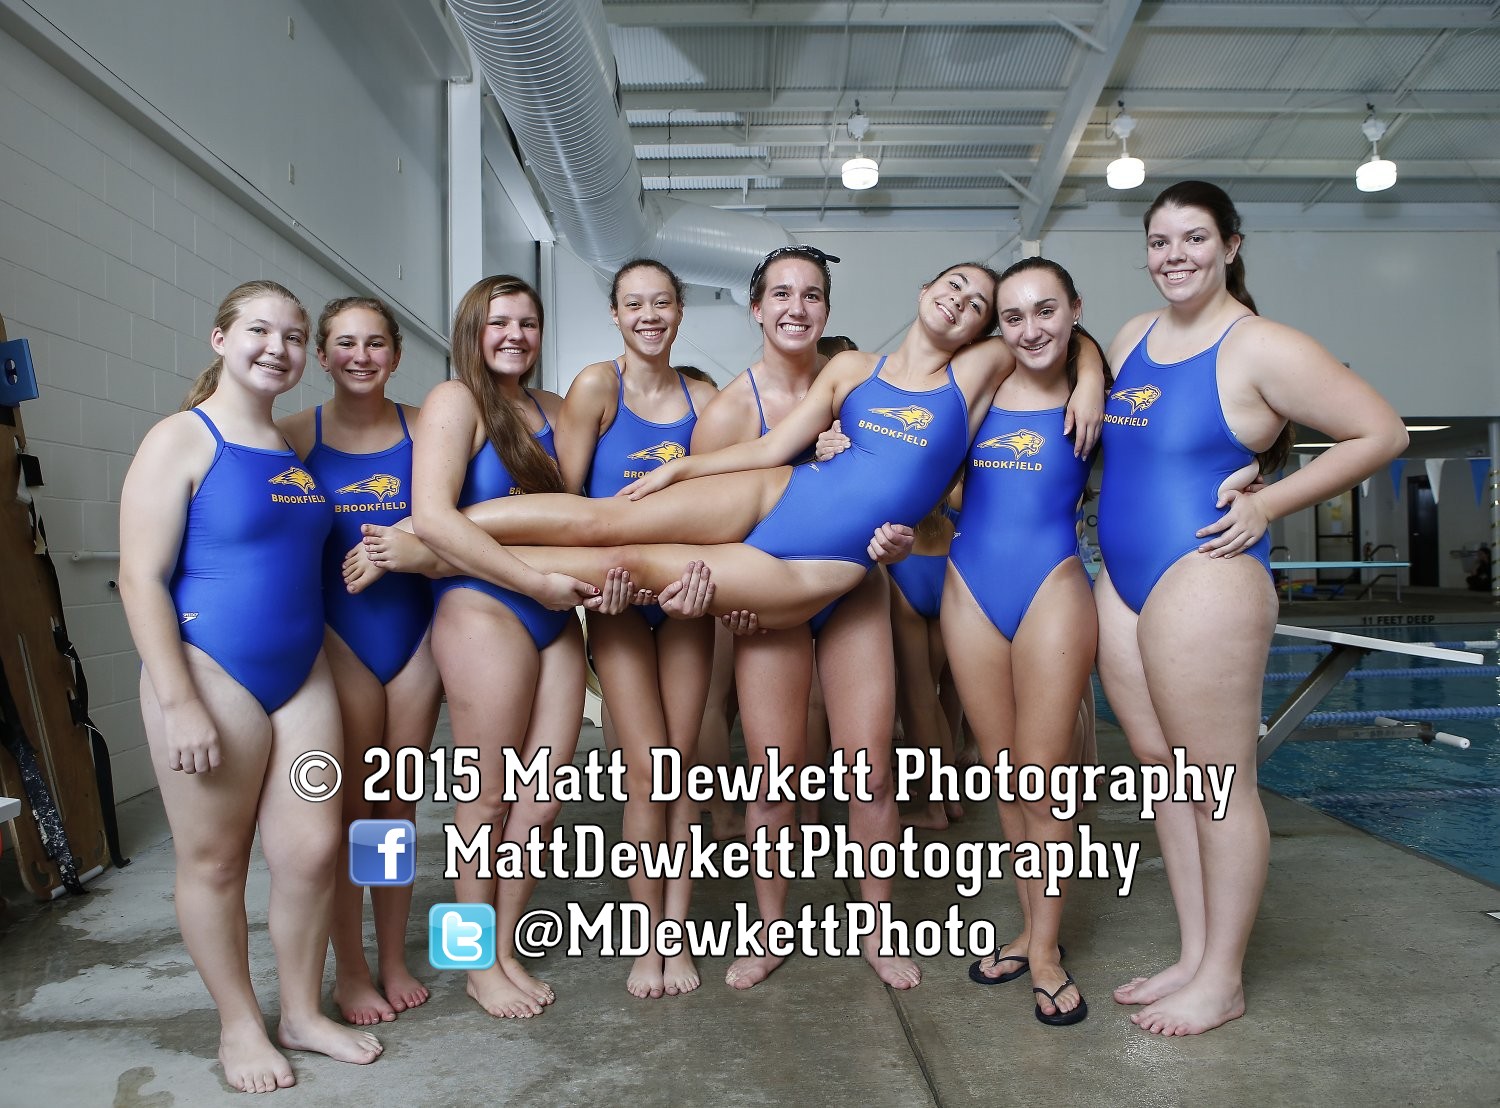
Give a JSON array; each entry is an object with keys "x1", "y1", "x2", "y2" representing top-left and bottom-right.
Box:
[
  {"x1": 1470, "y1": 458, "x2": 1490, "y2": 507},
  {"x1": 1425, "y1": 458, "x2": 1445, "y2": 504},
  {"x1": 1388, "y1": 458, "x2": 1405, "y2": 498}
]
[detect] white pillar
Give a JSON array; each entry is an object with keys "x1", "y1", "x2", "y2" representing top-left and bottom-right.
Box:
[
  {"x1": 447, "y1": 78, "x2": 484, "y2": 335},
  {"x1": 1489, "y1": 420, "x2": 1499, "y2": 600}
]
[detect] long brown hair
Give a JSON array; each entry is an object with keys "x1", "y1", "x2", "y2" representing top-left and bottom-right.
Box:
[
  {"x1": 450, "y1": 275, "x2": 563, "y2": 494},
  {"x1": 181, "y1": 280, "x2": 308, "y2": 410},
  {"x1": 1145, "y1": 181, "x2": 1290, "y2": 473}
]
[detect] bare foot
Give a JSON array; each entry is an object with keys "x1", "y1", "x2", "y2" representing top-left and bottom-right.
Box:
[
  {"x1": 342, "y1": 538, "x2": 388, "y2": 594},
  {"x1": 1131, "y1": 976, "x2": 1245, "y2": 1036},
  {"x1": 1113, "y1": 960, "x2": 1196, "y2": 1006},
  {"x1": 900, "y1": 802, "x2": 949, "y2": 832},
  {"x1": 704, "y1": 803, "x2": 746, "y2": 842},
  {"x1": 276, "y1": 1014, "x2": 382, "y2": 1066},
  {"x1": 725, "y1": 952, "x2": 785, "y2": 990},
  {"x1": 378, "y1": 963, "x2": 430, "y2": 1014},
  {"x1": 971, "y1": 938, "x2": 1030, "y2": 983},
  {"x1": 862, "y1": 934, "x2": 921, "y2": 990},
  {"x1": 628, "y1": 953, "x2": 666, "y2": 999},
  {"x1": 361, "y1": 522, "x2": 442, "y2": 577},
  {"x1": 333, "y1": 974, "x2": 397, "y2": 1026},
  {"x1": 663, "y1": 952, "x2": 701, "y2": 996},
  {"x1": 219, "y1": 1022, "x2": 295, "y2": 1093},
  {"x1": 500, "y1": 957, "x2": 555, "y2": 1007},
  {"x1": 466, "y1": 966, "x2": 543, "y2": 1019}
]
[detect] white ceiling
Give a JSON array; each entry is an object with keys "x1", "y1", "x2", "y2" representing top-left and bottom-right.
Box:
[{"x1": 601, "y1": 0, "x2": 1500, "y2": 229}]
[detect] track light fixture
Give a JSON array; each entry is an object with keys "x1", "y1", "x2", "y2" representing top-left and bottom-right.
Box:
[
  {"x1": 841, "y1": 101, "x2": 878, "y2": 191},
  {"x1": 1106, "y1": 100, "x2": 1145, "y2": 190},
  {"x1": 1356, "y1": 104, "x2": 1397, "y2": 193}
]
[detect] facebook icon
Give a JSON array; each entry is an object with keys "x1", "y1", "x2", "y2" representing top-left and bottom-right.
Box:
[{"x1": 349, "y1": 819, "x2": 416, "y2": 886}]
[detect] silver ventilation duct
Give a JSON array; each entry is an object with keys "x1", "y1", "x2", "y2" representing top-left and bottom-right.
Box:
[{"x1": 447, "y1": 0, "x2": 793, "y2": 298}]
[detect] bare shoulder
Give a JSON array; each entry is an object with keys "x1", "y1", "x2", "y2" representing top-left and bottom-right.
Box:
[
  {"x1": 825, "y1": 350, "x2": 879, "y2": 380},
  {"x1": 530, "y1": 387, "x2": 566, "y2": 422},
  {"x1": 277, "y1": 406, "x2": 317, "y2": 459},
  {"x1": 683, "y1": 376, "x2": 719, "y2": 409},
  {"x1": 1106, "y1": 310, "x2": 1160, "y2": 366},
  {"x1": 693, "y1": 375, "x2": 760, "y2": 450},
  {"x1": 566, "y1": 360, "x2": 620, "y2": 400},
  {"x1": 425, "y1": 378, "x2": 476, "y2": 409},
  {"x1": 131, "y1": 410, "x2": 217, "y2": 480}
]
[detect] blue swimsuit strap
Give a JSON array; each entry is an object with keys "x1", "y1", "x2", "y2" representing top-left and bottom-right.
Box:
[
  {"x1": 1139, "y1": 313, "x2": 1253, "y2": 362},
  {"x1": 613, "y1": 358, "x2": 697, "y2": 419},
  {"x1": 745, "y1": 367, "x2": 770, "y2": 436},
  {"x1": 394, "y1": 402, "x2": 411, "y2": 440},
  {"x1": 525, "y1": 389, "x2": 550, "y2": 433},
  {"x1": 313, "y1": 404, "x2": 324, "y2": 447}
]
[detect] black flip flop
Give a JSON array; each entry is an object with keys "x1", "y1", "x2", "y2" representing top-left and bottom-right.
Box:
[
  {"x1": 1033, "y1": 972, "x2": 1088, "y2": 1026},
  {"x1": 968, "y1": 945, "x2": 1065, "y2": 986}
]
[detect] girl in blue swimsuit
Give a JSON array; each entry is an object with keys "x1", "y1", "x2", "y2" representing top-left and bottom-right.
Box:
[
  {"x1": 1096, "y1": 181, "x2": 1407, "y2": 1037},
  {"x1": 120, "y1": 281, "x2": 383, "y2": 1092},
  {"x1": 280, "y1": 298, "x2": 441, "y2": 1026},
  {"x1": 554, "y1": 259, "x2": 720, "y2": 1000},
  {"x1": 950, "y1": 258, "x2": 1105, "y2": 1028},
  {"x1": 410, "y1": 275, "x2": 616, "y2": 1021}
]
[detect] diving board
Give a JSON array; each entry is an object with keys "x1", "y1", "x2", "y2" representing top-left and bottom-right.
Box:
[
  {"x1": 1258, "y1": 624, "x2": 1484, "y2": 765},
  {"x1": 1270, "y1": 560, "x2": 1409, "y2": 603}
]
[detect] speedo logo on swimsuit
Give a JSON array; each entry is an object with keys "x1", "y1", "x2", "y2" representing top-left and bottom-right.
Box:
[
  {"x1": 179, "y1": 612, "x2": 198, "y2": 624},
  {"x1": 972, "y1": 428, "x2": 1044, "y2": 470},
  {"x1": 624, "y1": 441, "x2": 686, "y2": 476},
  {"x1": 860, "y1": 405, "x2": 932, "y2": 446},
  {"x1": 1105, "y1": 383, "x2": 1161, "y2": 427},
  {"x1": 334, "y1": 474, "x2": 408, "y2": 513},
  {"x1": 268, "y1": 467, "x2": 328, "y2": 504}
]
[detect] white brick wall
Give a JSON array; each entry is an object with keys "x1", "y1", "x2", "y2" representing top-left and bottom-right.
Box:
[{"x1": 0, "y1": 30, "x2": 447, "y2": 803}]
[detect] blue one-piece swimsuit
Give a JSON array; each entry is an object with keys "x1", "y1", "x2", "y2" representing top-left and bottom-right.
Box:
[
  {"x1": 949, "y1": 406, "x2": 1091, "y2": 639},
  {"x1": 305, "y1": 404, "x2": 434, "y2": 684},
  {"x1": 432, "y1": 396, "x2": 570, "y2": 649},
  {"x1": 585, "y1": 361, "x2": 697, "y2": 630},
  {"x1": 745, "y1": 356, "x2": 969, "y2": 567},
  {"x1": 170, "y1": 408, "x2": 333, "y2": 713},
  {"x1": 1098, "y1": 317, "x2": 1270, "y2": 614}
]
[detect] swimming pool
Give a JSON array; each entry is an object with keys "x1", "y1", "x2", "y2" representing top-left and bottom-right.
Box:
[{"x1": 1096, "y1": 622, "x2": 1500, "y2": 888}]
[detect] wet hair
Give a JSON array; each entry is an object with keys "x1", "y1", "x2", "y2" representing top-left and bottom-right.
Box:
[
  {"x1": 674, "y1": 365, "x2": 717, "y2": 387},
  {"x1": 450, "y1": 275, "x2": 564, "y2": 494},
  {"x1": 317, "y1": 296, "x2": 403, "y2": 355},
  {"x1": 926, "y1": 261, "x2": 1003, "y2": 336},
  {"x1": 610, "y1": 259, "x2": 685, "y2": 308},
  {"x1": 749, "y1": 246, "x2": 836, "y2": 308},
  {"x1": 996, "y1": 257, "x2": 1114, "y2": 391},
  {"x1": 1145, "y1": 181, "x2": 1289, "y2": 471},
  {"x1": 817, "y1": 335, "x2": 858, "y2": 358},
  {"x1": 181, "y1": 280, "x2": 308, "y2": 410}
]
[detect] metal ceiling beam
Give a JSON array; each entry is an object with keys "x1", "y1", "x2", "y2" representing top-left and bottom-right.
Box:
[
  {"x1": 630, "y1": 124, "x2": 1047, "y2": 147},
  {"x1": 638, "y1": 156, "x2": 1041, "y2": 177},
  {"x1": 622, "y1": 89, "x2": 1066, "y2": 111},
  {"x1": 1019, "y1": 0, "x2": 1141, "y2": 239},
  {"x1": 1138, "y1": 3, "x2": 1500, "y2": 30},
  {"x1": 1100, "y1": 89, "x2": 1500, "y2": 114},
  {"x1": 1067, "y1": 157, "x2": 1500, "y2": 178},
  {"x1": 602, "y1": 3, "x2": 1103, "y2": 27},
  {"x1": 640, "y1": 186, "x2": 1091, "y2": 210}
]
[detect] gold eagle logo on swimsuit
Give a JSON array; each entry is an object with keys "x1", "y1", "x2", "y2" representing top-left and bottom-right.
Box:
[
  {"x1": 869, "y1": 406, "x2": 934, "y2": 432},
  {"x1": 269, "y1": 467, "x2": 319, "y2": 493},
  {"x1": 1111, "y1": 384, "x2": 1162, "y2": 415},
  {"x1": 977, "y1": 428, "x2": 1045, "y2": 458},
  {"x1": 627, "y1": 441, "x2": 686, "y2": 465},
  {"x1": 337, "y1": 474, "x2": 403, "y2": 501}
]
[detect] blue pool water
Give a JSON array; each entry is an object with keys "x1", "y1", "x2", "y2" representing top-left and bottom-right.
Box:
[{"x1": 1097, "y1": 623, "x2": 1500, "y2": 887}]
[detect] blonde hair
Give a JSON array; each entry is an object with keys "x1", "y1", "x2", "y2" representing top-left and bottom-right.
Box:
[
  {"x1": 450, "y1": 276, "x2": 563, "y2": 494},
  {"x1": 181, "y1": 280, "x2": 308, "y2": 410}
]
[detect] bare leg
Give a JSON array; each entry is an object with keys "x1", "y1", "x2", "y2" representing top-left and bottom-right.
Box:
[
  {"x1": 371, "y1": 631, "x2": 442, "y2": 1013},
  {"x1": 141, "y1": 652, "x2": 295, "y2": 1094},
  {"x1": 891, "y1": 582, "x2": 954, "y2": 831},
  {"x1": 697, "y1": 622, "x2": 745, "y2": 840},
  {"x1": 261, "y1": 657, "x2": 384, "y2": 1066},
  {"x1": 323, "y1": 632, "x2": 397, "y2": 1026},
  {"x1": 1096, "y1": 569, "x2": 1205, "y2": 1008},
  {"x1": 1129, "y1": 556, "x2": 1275, "y2": 1036},
  {"x1": 724, "y1": 626, "x2": 813, "y2": 989},
  {"x1": 433, "y1": 591, "x2": 548, "y2": 1019},
  {"x1": 818, "y1": 569, "x2": 921, "y2": 989}
]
